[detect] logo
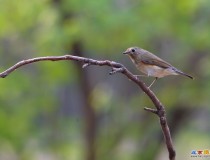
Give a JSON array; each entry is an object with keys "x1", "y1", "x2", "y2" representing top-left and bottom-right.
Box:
[{"x1": 191, "y1": 149, "x2": 210, "y2": 158}]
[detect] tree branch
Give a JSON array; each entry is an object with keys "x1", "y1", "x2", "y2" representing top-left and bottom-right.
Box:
[{"x1": 0, "y1": 55, "x2": 176, "y2": 160}]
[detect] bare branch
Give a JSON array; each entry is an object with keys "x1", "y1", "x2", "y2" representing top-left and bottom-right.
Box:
[{"x1": 0, "y1": 55, "x2": 176, "y2": 160}]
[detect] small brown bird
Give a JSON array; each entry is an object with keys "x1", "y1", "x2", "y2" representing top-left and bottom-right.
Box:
[{"x1": 123, "y1": 47, "x2": 193, "y2": 87}]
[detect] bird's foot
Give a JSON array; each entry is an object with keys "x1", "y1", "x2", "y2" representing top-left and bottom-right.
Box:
[{"x1": 148, "y1": 77, "x2": 158, "y2": 89}]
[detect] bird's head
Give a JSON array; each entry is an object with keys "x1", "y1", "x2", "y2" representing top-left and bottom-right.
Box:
[
  {"x1": 123, "y1": 47, "x2": 139, "y2": 55},
  {"x1": 123, "y1": 47, "x2": 141, "y2": 61}
]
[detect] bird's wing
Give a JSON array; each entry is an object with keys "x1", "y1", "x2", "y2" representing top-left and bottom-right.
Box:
[{"x1": 141, "y1": 51, "x2": 172, "y2": 69}]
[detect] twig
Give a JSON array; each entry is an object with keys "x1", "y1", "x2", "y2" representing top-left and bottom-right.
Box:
[
  {"x1": 82, "y1": 63, "x2": 91, "y2": 68},
  {"x1": 0, "y1": 55, "x2": 176, "y2": 160},
  {"x1": 109, "y1": 67, "x2": 125, "y2": 75},
  {"x1": 144, "y1": 107, "x2": 158, "y2": 114}
]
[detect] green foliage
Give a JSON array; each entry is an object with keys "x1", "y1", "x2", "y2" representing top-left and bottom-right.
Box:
[{"x1": 0, "y1": 0, "x2": 210, "y2": 159}]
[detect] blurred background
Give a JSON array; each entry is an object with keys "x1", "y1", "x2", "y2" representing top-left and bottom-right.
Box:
[{"x1": 0, "y1": 0, "x2": 210, "y2": 160}]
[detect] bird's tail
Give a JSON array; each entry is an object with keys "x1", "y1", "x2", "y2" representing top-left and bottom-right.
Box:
[{"x1": 174, "y1": 69, "x2": 193, "y2": 79}]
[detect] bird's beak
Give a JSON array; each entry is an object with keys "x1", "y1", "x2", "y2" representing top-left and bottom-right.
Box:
[{"x1": 123, "y1": 51, "x2": 129, "y2": 55}]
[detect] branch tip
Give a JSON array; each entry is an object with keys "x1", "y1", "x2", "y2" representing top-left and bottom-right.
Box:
[
  {"x1": 144, "y1": 107, "x2": 158, "y2": 114},
  {"x1": 0, "y1": 73, "x2": 7, "y2": 78},
  {"x1": 82, "y1": 63, "x2": 91, "y2": 68}
]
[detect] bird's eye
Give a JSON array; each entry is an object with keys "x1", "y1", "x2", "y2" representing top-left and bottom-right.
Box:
[{"x1": 131, "y1": 49, "x2": 135, "y2": 53}]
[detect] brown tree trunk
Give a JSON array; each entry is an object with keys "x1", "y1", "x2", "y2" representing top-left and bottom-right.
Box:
[
  {"x1": 72, "y1": 41, "x2": 96, "y2": 160},
  {"x1": 50, "y1": 0, "x2": 97, "y2": 158}
]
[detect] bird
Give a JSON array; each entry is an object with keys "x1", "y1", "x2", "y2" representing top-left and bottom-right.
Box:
[{"x1": 123, "y1": 47, "x2": 193, "y2": 88}]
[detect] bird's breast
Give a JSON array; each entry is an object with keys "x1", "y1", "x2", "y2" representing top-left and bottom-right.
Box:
[{"x1": 135, "y1": 62, "x2": 178, "y2": 78}]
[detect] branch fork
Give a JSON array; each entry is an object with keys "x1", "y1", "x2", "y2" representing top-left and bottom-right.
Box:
[{"x1": 109, "y1": 67, "x2": 124, "y2": 75}]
